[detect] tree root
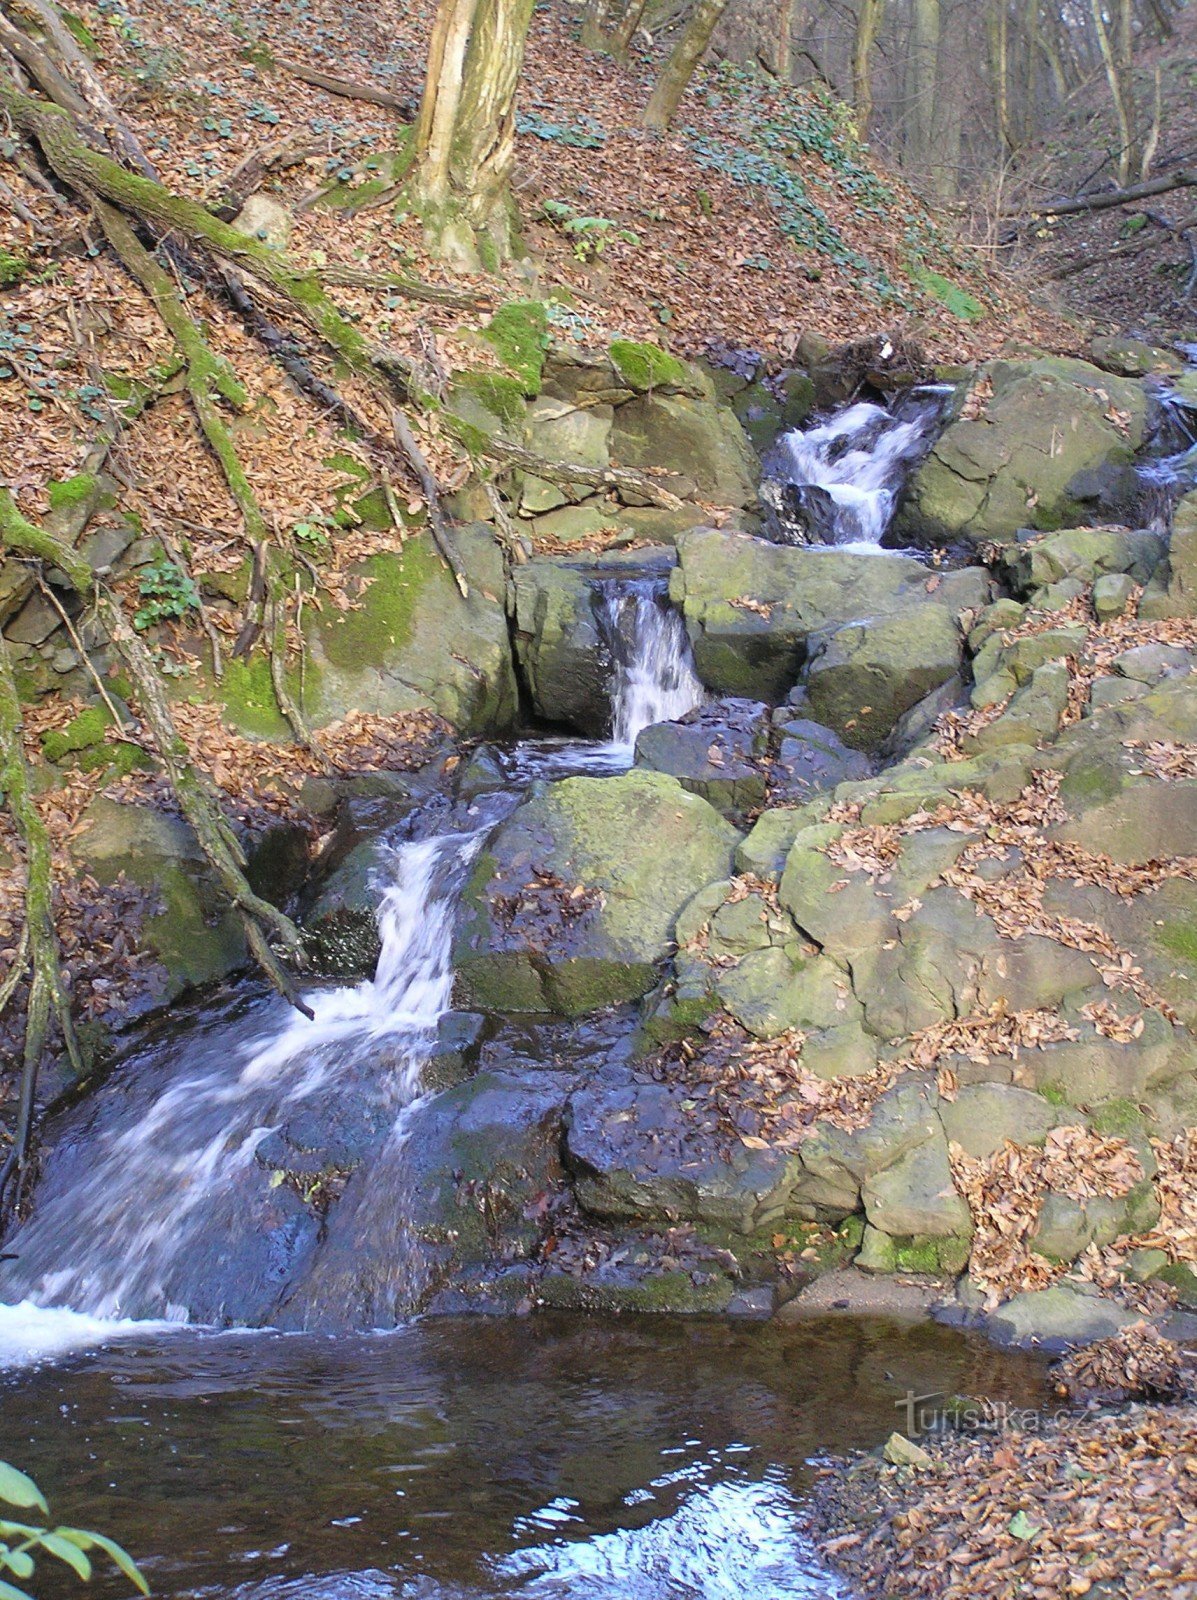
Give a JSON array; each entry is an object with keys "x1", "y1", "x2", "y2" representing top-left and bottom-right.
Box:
[
  {"x1": 391, "y1": 408, "x2": 468, "y2": 597},
  {"x1": 0, "y1": 492, "x2": 313, "y2": 1015},
  {"x1": 278, "y1": 58, "x2": 417, "y2": 117},
  {"x1": 0, "y1": 630, "x2": 82, "y2": 1204}
]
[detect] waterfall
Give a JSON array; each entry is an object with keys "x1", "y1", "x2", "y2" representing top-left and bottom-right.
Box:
[
  {"x1": 769, "y1": 389, "x2": 950, "y2": 550},
  {"x1": 0, "y1": 831, "x2": 484, "y2": 1329},
  {"x1": 0, "y1": 573, "x2": 707, "y2": 1346},
  {"x1": 597, "y1": 576, "x2": 704, "y2": 748}
]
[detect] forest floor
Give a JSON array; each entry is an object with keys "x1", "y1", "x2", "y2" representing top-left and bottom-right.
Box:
[
  {"x1": 1011, "y1": 3, "x2": 1197, "y2": 339},
  {"x1": 809, "y1": 1380, "x2": 1197, "y2": 1600}
]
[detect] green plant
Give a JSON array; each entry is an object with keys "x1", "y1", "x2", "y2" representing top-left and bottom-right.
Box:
[
  {"x1": 0, "y1": 1459, "x2": 148, "y2": 1600},
  {"x1": 539, "y1": 200, "x2": 639, "y2": 263},
  {"x1": 292, "y1": 519, "x2": 330, "y2": 553},
  {"x1": 133, "y1": 560, "x2": 200, "y2": 630}
]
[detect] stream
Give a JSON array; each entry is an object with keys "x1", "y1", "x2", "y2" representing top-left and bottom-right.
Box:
[{"x1": 0, "y1": 400, "x2": 1060, "y2": 1599}]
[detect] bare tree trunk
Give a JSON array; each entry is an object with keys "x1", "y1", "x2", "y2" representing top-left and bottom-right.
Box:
[
  {"x1": 987, "y1": 0, "x2": 1012, "y2": 155},
  {"x1": 904, "y1": 0, "x2": 941, "y2": 178},
  {"x1": 852, "y1": 0, "x2": 885, "y2": 139},
  {"x1": 775, "y1": 0, "x2": 798, "y2": 82},
  {"x1": 1088, "y1": 0, "x2": 1135, "y2": 184},
  {"x1": 410, "y1": 0, "x2": 535, "y2": 265},
  {"x1": 643, "y1": 0, "x2": 730, "y2": 131}
]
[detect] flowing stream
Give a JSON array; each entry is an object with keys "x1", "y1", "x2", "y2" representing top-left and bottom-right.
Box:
[
  {"x1": 767, "y1": 388, "x2": 951, "y2": 550},
  {"x1": 0, "y1": 571, "x2": 1050, "y2": 1600},
  {"x1": 0, "y1": 574, "x2": 702, "y2": 1339}
]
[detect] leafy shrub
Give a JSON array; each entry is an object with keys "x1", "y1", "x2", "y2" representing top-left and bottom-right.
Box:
[
  {"x1": 539, "y1": 200, "x2": 639, "y2": 262},
  {"x1": 133, "y1": 560, "x2": 200, "y2": 630},
  {"x1": 0, "y1": 1459, "x2": 148, "y2": 1600}
]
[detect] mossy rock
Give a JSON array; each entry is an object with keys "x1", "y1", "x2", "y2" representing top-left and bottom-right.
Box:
[
  {"x1": 479, "y1": 300, "x2": 549, "y2": 396},
  {"x1": 454, "y1": 769, "x2": 739, "y2": 1015},
  {"x1": 608, "y1": 338, "x2": 707, "y2": 396},
  {"x1": 41, "y1": 703, "x2": 116, "y2": 762}
]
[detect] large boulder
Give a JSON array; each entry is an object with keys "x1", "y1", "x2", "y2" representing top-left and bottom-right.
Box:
[
  {"x1": 896, "y1": 358, "x2": 1149, "y2": 549},
  {"x1": 612, "y1": 394, "x2": 759, "y2": 508},
  {"x1": 670, "y1": 526, "x2": 988, "y2": 701},
  {"x1": 805, "y1": 606, "x2": 965, "y2": 750},
  {"x1": 454, "y1": 769, "x2": 739, "y2": 1015},
  {"x1": 289, "y1": 524, "x2": 517, "y2": 737},
  {"x1": 509, "y1": 559, "x2": 612, "y2": 735}
]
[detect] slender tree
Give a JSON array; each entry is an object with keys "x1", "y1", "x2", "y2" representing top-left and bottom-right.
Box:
[
  {"x1": 852, "y1": 0, "x2": 885, "y2": 138},
  {"x1": 1087, "y1": 0, "x2": 1136, "y2": 184},
  {"x1": 643, "y1": 0, "x2": 731, "y2": 130},
  {"x1": 408, "y1": 0, "x2": 536, "y2": 264},
  {"x1": 904, "y1": 0, "x2": 941, "y2": 177}
]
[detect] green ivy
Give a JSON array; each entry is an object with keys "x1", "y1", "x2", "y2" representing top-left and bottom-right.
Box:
[{"x1": 133, "y1": 560, "x2": 201, "y2": 631}]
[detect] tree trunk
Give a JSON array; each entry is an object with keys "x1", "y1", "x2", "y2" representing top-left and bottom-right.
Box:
[
  {"x1": 852, "y1": 0, "x2": 884, "y2": 139},
  {"x1": 410, "y1": 0, "x2": 535, "y2": 266},
  {"x1": 1088, "y1": 0, "x2": 1135, "y2": 185},
  {"x1": 643, "y1": 0, "x2": 730, "y2": 131},
  {"x1": 987, "y1": 0, "x2": 1012, "y2": 156},
  {"x1": 904, "y1": 0, "x2": 941, "y2": 178}
]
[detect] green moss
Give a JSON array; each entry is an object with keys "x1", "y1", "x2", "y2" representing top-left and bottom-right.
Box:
[
  {"x1": 324, "y1": 451, "x2": 371, "y2": 482},
  {"x1": 41, "y1": 704, "x2": 115, "y2": 762},
  {"x1": 61, "y1": 9, "x2": 99, "y2": 51},
  {"x1": 1088, "y1": 1098, "x2": 1145, "y2": 1139},
  {"x1": 608, "y1": 338, "x2": 690, "y2": 393},
  {"x1": 200, "y1": 558, "x2": 254, "y2": 605},
  {"x1": 219, "y1": 655, "x2": 291, "y2": 739},
  {"x1": 238, "y1": 41, "x2": 275, "y2": 69},
  {"x1": 0, "y1": 249, "x2": 28, "y2": 288},
  {"x1": 46, "y1": 472, "x2": 101, "y2": 514},
  {"x1": 837, "y1": 1213, "x2": 866, "y2": 1251},
  {"x1": 79, "y1": 740, "x2": 153, "y2": 778},
  {"x1": 451, "y1": 370, "x2": 527, "y2": 433},
  {"x1": 1154, "y1": 919, "x2": 1197, "y2": 968},
  {"x1": 480, "y1": 301, "x2": 549, "y2": 396},
  {"x1": 317, "y1": 543, "x2": 440, "y2": 673}
]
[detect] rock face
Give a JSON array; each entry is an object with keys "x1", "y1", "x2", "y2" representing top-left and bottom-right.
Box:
[
  {"x1": 896, "y1": 358, "x2": 1149, "y2": 548},
  {"x1": 509, "y1": 558, "x2": 613, "y2": 735},
  {"x1": 299, "y1": 524, "x2": 518, "y2": 737},
  {"x1": 454, "y1": 769, "x2": 739, "y2": 1015},
  {"x1": 669, "y1": 527, "x2": 989, "y2": 743}
]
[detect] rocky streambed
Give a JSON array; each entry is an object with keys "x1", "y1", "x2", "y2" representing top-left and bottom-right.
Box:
[{"x1": 5, "y1": 332, "x2": 1197, "y2": 1357}]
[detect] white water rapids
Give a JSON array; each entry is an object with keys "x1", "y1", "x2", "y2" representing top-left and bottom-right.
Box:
[
  {"x1": 773, "y1": 389, "x2": 950, "y2": 550},
  {"x1": 0, "y1": 575, "x2": 705, "y2": 1363}
]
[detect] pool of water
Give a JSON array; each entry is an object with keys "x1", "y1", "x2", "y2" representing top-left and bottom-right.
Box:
[{"x1": 0, "y1": 1313, "x2": 1049, "y2": 1599}]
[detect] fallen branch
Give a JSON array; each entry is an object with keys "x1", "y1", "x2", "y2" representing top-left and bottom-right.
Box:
[
  {"x1": 278, "y1": 58, "x2": 417, "y2": 117},
  {"x1": 471, "y1": 430, "x2": 687, "y2": 511},
  {"x1": 318, "y1": 262, "x2": 485, "y2": 310},
  {"x1": 391, "y1": 408, "x2": 468, "y2": 598},
  {"x1": 1020, "y1": 166, "x2": 1197, "y2": 219}
]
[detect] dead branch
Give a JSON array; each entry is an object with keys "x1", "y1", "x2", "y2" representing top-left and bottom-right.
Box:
[
  {"x1": 278, "y1": 58, "x2": 417, "y2": 117},
  {"x1": 469, "y1": 430, "x2": 686, "y2": 510},
  {"x1": 1019, "y1": 167, "x2": 1197, "y2": 220}
]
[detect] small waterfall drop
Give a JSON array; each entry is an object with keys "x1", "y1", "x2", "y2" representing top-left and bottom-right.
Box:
[
  {"x1": 598, "y1": 576, "x2": 704, "y2": 748},
  {"x1": 1138, "y1": 350, "x2": 1197, "y2": 525},
  {"x1": 769, "y1": 388, "x2": 950, "y2": 550},
  {"x1": 0, "y1": 830, "x2": 484, "y2": 1328}
]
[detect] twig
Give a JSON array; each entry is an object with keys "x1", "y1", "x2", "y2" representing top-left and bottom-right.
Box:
[{"x1": 391, "y1": 408, "x2": 468, "y2": 598}]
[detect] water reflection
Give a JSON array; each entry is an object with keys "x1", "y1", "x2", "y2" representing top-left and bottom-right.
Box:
[{"x1": 1, "y1": 1314, "x2": 1046, "y2": 1600}]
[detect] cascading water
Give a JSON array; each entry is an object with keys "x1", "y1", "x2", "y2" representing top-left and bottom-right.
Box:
[
  {"x1": 0, "y1": 828, "x2": 486, "y2": 1331},
  {"x1": 599, "y1": 576, "x2": 705, "y2": 748},
  {"x1": 1138, "y1": 347, "x2": 1197, "y2": 525},
  {"x1": 0, "y1": 572, "x2": 705, "y2": 1343},
  {"x1": 766, "y1": 387, "x2": 951, "y2": 551}
]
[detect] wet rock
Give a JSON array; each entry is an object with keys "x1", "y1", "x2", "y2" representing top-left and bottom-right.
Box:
[
  {"x1": 634, "y1": 697, "x2": 770, "y2": 818},
  {"x1": 521, "y1": 397, "x2": 613, "y2": 512},
  {"x1": 509, "y1": 558, "x2": 612, "y2": 735},
  {"x1": 984, "y1": 1285, "x2": 1138, "y2": 1351},
  {"x1": 454, "y1": 769, "x2": 739, "y2": 1015},
  {"x1": 670, "y1": 526, "x2": 987, "y2": 701},
  {"x1": 565, "y1": 1077, "x2": 799, "y2": 1231},
  {"x1": 896, "y1": 357, "x2": 1148, "y2": 549}
]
